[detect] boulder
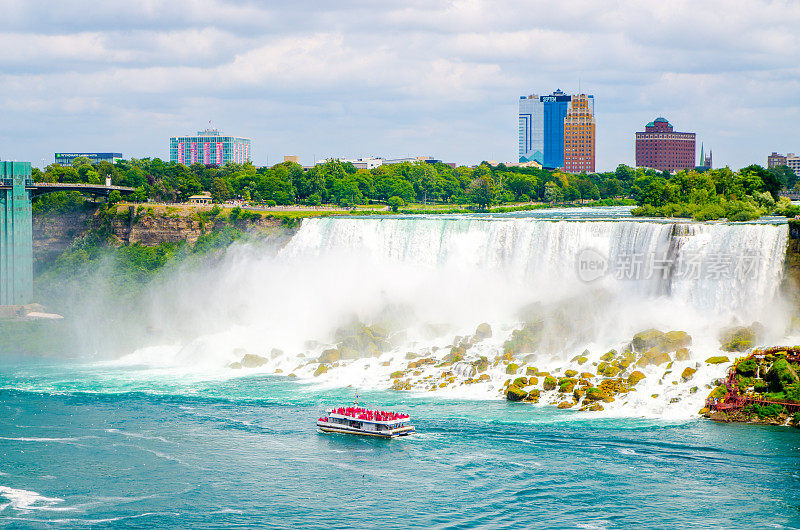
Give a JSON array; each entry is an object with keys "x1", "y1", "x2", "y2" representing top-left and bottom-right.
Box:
[
  {"x1": 600, "y1": 350, "x2": 617, "y2": 361},
  {"x1": 241, "y1": 354, "x2": 268, "y2": 368},
  {"x1": 270, "y1": 348, "x2": 284, "y2": 359},
  {"x1": 719, "y1": 324, "x2": 762, "y2": 352},
  {"x1": 675, "y1": 348, "x2": 690, "y2": 361},
  {"x1": 228, "y1": 362, "x2": 242, "y2": 369},
  {"x1": 543, "y1": 375, "x2": 557, "y2": 391},
  {"x1": 506, "y1": 385, "x2": 528, "y2": 402},
  {"x1": 637, "y1": 347, "x2": 671, "y2": 368},
  {"x1": 523, "y1": 389, "x2": 541, "y2": 402},
  {"x1": 527, "y1": 376, "x2": 539, "y2": 386},
  {"x1": 564, "y1": 369, "x2": 578, "y2": 378},
  {"x1": 583, "y1": 387, "x2": 607, "y2": 402},
  {"x1": 525, "y1": 366, "x2": 539, "y2": 376},
  {"x1": 584, "y1": 403, "x2": 604, "y2": 412},
  {"x1": 597, "y1": 362, "x2": 620, "y2": 377},
  {"x1": 557, "y1": 401, "x2": 574, "y2": 409},
  {"x1": 662, "y1": 331, "x2": 692, "y2": 352},
  {"x1": 632, "y1": 329, "x2": 664, "y2": 353},
  {"x1": 627, "y1": 371, "x2": 646, "y2": 386},
  {"x1": 577, "y1": 356, "x2": 588, "y2": 365},
  {"x1": 318, "y1": 348, "x2": 341, "y2": 364},
  {"x1": 473, "y1": 357, "x2": 489, "y2": 373},
  {"x1": 705, "y1": 356, "x2": 730, "y2": 365},
  {"x1": 314, "y1": 364, "x2": 329, "y2": 377},
  {"x1": 475, "y1": 323, "x2": 493, "y2": 340},
  {"x1": 680, "y1": 367, "x2": 696, "y2": 382},
  {"x1": 513, "y1": 377, "x2": 528, "y2": 387},
  {"x1": 506, "y1": 363, "x2": 520, "y2": 375},
  {"x1": 709, "y1": 411, "x2": 730, "y2": 423}
]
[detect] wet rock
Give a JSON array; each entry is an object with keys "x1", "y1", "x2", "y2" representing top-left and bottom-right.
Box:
[
  {"x1": 583, "y1": 387, "x2": 607, "y2": 402},
  {"x1": 564, "y1": 369, "x2": 578, "y2": 378},
  {"x1": 719, "y1": 324, "x2": 763, "y2": 352},
  {"x1": 390, "y1": 370, "x2": 405, "y2": 379},
  {"x1": 705, "y1": 356, "x2": 730, "y2": 365},
  {"x1": 314, "y1": 364, "x2": 329, "y2": 377},
  {"x1": 579, "y1": 372, "x2": 594, "y2": 380},
  {"x1": 600, "y1": 350, "x2": 616, "y2": 362},
  {"x1": 627, "y1": 371, "x2": 646, "y2": 386},
  {"x1": 513, "y1": 376, "x2": 528, "y2": 387},
  {"x1": 475, "y1": 323, "x2": 493, "y2": 340},
  {"x1": 577, "y1": 356, "x2": 588, "y2": 365},
  {"x1": 391, "y1": 379, "x2": 411, "y2": 391},
  {"x1": 709, "y1": 411, "x2": 730, "y2": 422},
  {"x1": 506, "y1": 385, "x2": 528, "y2": 402},
  {"x1": 228, "y1": 362, "x2": 242, "y2": 369},
  {"x1": 527, "y1": 376, "x2": 539, "y2": 386},
  {"x1": 662, "y1": 331, "x2": 692, "y2": 351},
  {"x1": 681, "y1": 367, "x2": 696, "y2": 382},
  {"x1": 526, "y1": 366, "x2": 539, "y2": 376},
  {"x1": 506, "y1": 363, "x2": 520, "y2": 375},
  {"x1": 543, "y1": 375, "x2": 557, "y2": 391},
  {"x1": 473, "y1": 357, "x2": 489, "y2": 373},
  {"x1": 597, "y1": 361, "x2": 620, "y2": 377},
  {"x1": 318, "y1": 348, "x2": 341, "y2": 364},
  {"x1": 675, "y1": 348, "x2": 690, "y2": 361},
  {"x1": 241, "y1": 354, "x2": 268, "y2": 368},
  {"x1": 523, "y1": 389, "x2": 541, "y2": 403},
  {"x1": 637, "y1": 347, "x2": 670, "y2": 368},
  {"x1": 270, "y1": 348, "x2": 284, "y2": 359},
  {"x1": 632, "y1": 329, "x2": 664, "y2": 353},
  {"x1": 557, "y1": 401, "x2": 574, "y2": 409}
]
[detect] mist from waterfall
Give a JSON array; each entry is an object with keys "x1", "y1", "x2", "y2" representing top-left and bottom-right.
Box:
[{"x1": 79, "y1": 215, "x2": 790, "y2": 417}]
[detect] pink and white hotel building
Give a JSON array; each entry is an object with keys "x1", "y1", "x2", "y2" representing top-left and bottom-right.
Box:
[{"x1": 169, "y1": 128, "x2": 251, "y2": 166}]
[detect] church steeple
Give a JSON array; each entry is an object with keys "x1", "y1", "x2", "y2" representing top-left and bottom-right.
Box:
[{"x1": 699, "y1": 142, "x2": 704, "y2": 167}]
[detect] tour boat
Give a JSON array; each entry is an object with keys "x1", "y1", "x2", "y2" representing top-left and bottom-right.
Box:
[{"x1": 317, "y1": 406, "x2": 415, "y2": 438}]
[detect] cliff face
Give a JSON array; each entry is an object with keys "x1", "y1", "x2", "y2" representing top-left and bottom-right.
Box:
[
  {"x1": 33, "y1": 206, "x2": 99, "y2": 267},
  {"x1": 32, "y1": 206, "x2": 293, "y2": 267}
]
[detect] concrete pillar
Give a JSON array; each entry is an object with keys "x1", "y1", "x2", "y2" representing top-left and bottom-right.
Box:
[{"x1": 0, "y1": 162, "x2": 33, "y2": 305}]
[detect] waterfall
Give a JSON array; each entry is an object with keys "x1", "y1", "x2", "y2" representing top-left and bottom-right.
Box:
[{"x1": 117, "y1": 216, "x2": 791, "y2": 418}]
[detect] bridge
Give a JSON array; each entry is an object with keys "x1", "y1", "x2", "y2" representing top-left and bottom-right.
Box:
[{"x1": 1, "y1": 161, "x2": 134, "y2": 306}]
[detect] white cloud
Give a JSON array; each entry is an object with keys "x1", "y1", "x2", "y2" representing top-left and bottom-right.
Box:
[{"x1": 0, "y1": 0, "x2": 798, "y2": 169}]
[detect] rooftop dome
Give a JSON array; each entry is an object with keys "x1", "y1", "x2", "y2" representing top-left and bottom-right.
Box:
[
  {"x1": 646, "y1": 121, "x2": 655, "y2": 127},
  {"x1": 654, "y1": 117, "x2": 669, "y2": 123}
]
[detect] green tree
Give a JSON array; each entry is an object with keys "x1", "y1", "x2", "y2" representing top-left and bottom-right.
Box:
[
  {"x1": 387, "y1": 196, "x2": 404, "y2": 212},
  {"x1": 107, "y1": 190, "x2": 122, "y2": 206},
  {"x1": 467, "y1": 170, "x2": 496, "y2": 208}
]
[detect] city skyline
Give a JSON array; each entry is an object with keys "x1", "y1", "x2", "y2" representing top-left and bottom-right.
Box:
[{"x1": 1, "y1": 1, "x2": 798, "y2": 171}]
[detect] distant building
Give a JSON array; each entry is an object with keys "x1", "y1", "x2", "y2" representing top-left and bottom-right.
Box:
[
  {"x1": 519, "y1": 89, "x2": 595, "y2": 171},
  {"x1": 697, "y1": 143, "x2": 712, "y2": 170},
  {"x1": 787, "y1": 154, "x2": 800, "y2": 177},
  {"x1": 315, "y1": 156, "x2": 447, "y2": 170},
  {"x1": 283, "y1": 155, "x2": 300, "y2": 164},
  {"x1": 768, "y1": 152, "x2": 800, "y2": 177},
  {"x1": 768, "y1": 152, "x2": 787, "y2": 169},
  {"x1": 54, "y1": 152, "x2": 123, "y2": 166},
  {"x1": 488, "y1": 160, "x2": 543, "y2": 169},
  {"x1": 563, "y1": 94, "x2": 596, "y2": 173},
  {"x1": 169, "y1": 128, "x2": 251, "y2": 166},
  {"x1": 519, "y1": 89, "x2": 573, "y2": 168},
  {"x1": 188, "y1": 192, "x2": 212, "y2": 204},
  {"x1": 634, "y1": 118, "x2": 695, "y2": 172}
]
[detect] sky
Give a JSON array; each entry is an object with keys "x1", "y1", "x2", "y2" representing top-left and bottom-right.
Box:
[{"x1": 0, "y1": 0, "x2": 798, "y2": 171}]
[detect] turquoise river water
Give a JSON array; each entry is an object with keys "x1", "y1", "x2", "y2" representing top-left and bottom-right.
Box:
[{"x1": 1, "y1": 358, "x2": 799, "y2": 529}]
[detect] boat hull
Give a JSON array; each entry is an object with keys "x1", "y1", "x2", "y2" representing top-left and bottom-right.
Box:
[{"x1": 317, "y1": 421, "x2": 414, "y2": 438}]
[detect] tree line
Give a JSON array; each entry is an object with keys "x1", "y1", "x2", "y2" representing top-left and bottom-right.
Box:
[{"x1": 32, "y1": 156, "x2": 798, "y2": 220}]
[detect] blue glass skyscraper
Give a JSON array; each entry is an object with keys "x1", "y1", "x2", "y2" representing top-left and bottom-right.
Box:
[{"x1": 518, "y1": 89, "x2": 572, "y2": 168}]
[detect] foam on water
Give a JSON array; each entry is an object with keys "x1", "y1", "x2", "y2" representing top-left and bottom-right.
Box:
[{"x1": 101, "y1": 217, "x2": 790, "y2": 419}]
